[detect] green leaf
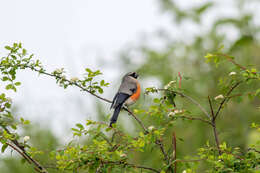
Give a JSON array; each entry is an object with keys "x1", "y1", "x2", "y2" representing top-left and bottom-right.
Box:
[
  {"x1": 22, "y1": 49, "x2": 27, "y2": 56},
  {"x1": 14, "y1": 82, "x2": 21, "y2": 86},
  {"x1": 71, "y1": 128, "x2": 80, "y2": 132},
  {"x1": 2, "y1": 77, "x2": 9, "y2": 81},
  {"x1": 4, "y1": 46, "x2": 12, "y2": 50},
  {"x1": 1, "y1": 144, "x2": 8, "y2": 153},
  {"x1": 85, "y1": 68, "x2": 92, "y2": 73},
  {"x1": 76, "y1": 123, "x2": 84, "y2": 130},
  {"x1": 98, "y1": 88, "x2": 103, "y2": 94},
  {"x1": 153, "y1": 98, "x2": 160, "y2": 103},
  {"x1": 100, "y1": 80, "x2": 105, "y2": 86},
  {"x1": 5, "y1": 84, "x2": 13, "y2": 90},
  {"x1": 11, "y1": 124, "x2": 17, "y2": 130}
]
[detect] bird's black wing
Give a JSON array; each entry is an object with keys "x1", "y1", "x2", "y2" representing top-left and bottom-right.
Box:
[{"x1": 109, "y1": 93, "x2": 130, "y2": 127}]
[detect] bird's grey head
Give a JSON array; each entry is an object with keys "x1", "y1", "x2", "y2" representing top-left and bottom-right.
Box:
[{"x1": 125, "y1": 72, "x2": 139, "y2": 79}]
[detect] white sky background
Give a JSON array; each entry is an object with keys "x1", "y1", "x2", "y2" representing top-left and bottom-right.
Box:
[{"x1": 0, "y1": 0, "x2": 259, "y2": 142}]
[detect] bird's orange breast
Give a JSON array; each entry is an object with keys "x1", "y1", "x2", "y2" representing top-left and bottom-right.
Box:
[{"x1": 130, "y1": 82, "x2": 141, "y2": 101}]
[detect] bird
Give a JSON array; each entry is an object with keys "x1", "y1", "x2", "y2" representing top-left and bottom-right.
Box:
[{"x1": 109, "y1": 72, "x2": 140, "y2": 127}]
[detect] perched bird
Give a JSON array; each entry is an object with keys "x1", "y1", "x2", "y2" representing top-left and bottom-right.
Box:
[{"x1": 109, "y1": 72, "x2": 140, "y2": 127}]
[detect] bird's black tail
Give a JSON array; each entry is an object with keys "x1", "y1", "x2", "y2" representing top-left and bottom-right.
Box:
[{"x1": 109, "y1": 104, "x2": 123, "y2": 127}]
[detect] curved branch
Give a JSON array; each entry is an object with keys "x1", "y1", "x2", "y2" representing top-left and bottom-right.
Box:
[
  {"x1": 4, "y1": 129, "x2": 48, "y2": 173},
  {"x1": 157, "y1": 89, "x2": 211, "y2": 119},
  {"x1": 177, "y1": 115, "x2": 213, "y2": 125},
  {"x1": 214, "y1": 81, "x2": 242, "y2": 120},
  {"x1": 123, "y1": 107, "x2": 148, "y2": 134}
]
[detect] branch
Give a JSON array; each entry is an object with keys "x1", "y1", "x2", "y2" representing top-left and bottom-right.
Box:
[
  {"x1": 123, "y1": 107, "x2": 148, "y2": 134},
  {"x1": 102, "y1": 160, "x2": 160, "y2": 173},
  {"x1": 6, "y1": 142, "x2": 48, "y2": 173},
  {"x1": 214, "y1": 81, "x2": 242, "y2": 120},
  {"x1": 2, "y1": 127, "x2": 48, "y2": 172},
  {"x1": 248, "y1": 148, "x2": 260, "y2": 154},
  {"x1": 172, "y1": 132, "x2": 177, "y2": 173},
  {"x1": 25, "y1": 65, "x2": 111, "y2": 103},
  {"x1": 212, "y1": 123, "x2": 221, "y2": 154},
  {"x1": 158, "y1": 89, "x2": 211, "y2": 119},
  {"x1": 208, "y1": 96, "x2": 214, "y2": 118},
  {"x1": 18, "y1": 65, "x2": 148, "y2": 133},
  {"x1": 207, "y1": 95, "x2": 221, "y2": 154},
  {"x1": 177, "y1": 115, "x2": 213, "y2": 126},
  {"x1": 175, "y1": 91, "x2": 211, "y2": 119},
  {"x1": 174, "y1": 158, "x2": 206, "y2": 163},
  {"x1": 178, "y1": 72, "x2": 182, "y2": 89},
  {"x1": 155, "y1": 138, "x2": 168, "y2": 162},
  {"x1": 216, "y1": 53, "x2": 248, "y2": 72}
]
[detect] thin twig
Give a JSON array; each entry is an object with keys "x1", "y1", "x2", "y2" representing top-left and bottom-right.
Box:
[
  {"x1": 155, "y1": 139, "x2": 168, "y2": 162},
  {"x1": 158, "y1": 89, "x2": 211, "y2": 119},
  {"x1": 248, "y1": 148, "x2": 260, "y2": 154},
  {"x1": 177, "y1": 115, "x2": 213, "y2": 125},
  {"x1": 172, "y1": 132, "x2": 177, "y2": 173},
  {"x1": 212, "y1": 123, "x2": 221, "y2": 154},
  {"x1": 123, "y1": 107, "x2": 148, "y2": 134},
  {"x1": 174, "y1": 158, "x2": 206, "y2": 163},
  {"x1": 215, "y1": 53, "x2": 248, "y2": 72},
  {"x1": 208, "y1": 96, "x2": 215, "y2": 119},
  {"x1": 207, "y1": 95, "x2": 221, "y2": 154},
  {"x1": 102, "y1": 160, "x2": 160, "y2": 173},
  {"x1": 178, "y1": 72, "x2": 182, "y2": 89},
  {"x1": 6, "y1": 142, "x2": 47, "y2": 173},
  {"x1": 214, "y1": 81, "x2": 242, "y2": 120}
]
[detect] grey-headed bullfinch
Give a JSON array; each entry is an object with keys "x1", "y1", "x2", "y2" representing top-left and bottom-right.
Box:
[{"x1": 109, "y1": 72, "x2": 140, "y2": 127}]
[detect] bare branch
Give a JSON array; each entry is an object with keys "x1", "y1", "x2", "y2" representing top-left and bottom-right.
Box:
[
  {"x1": 158, "y1": 89, "x2": 211, "y2": 119},
  {"x1": 123, "y1": 107, "x2": 148, "y2": 134},
  {"x1": 214, "y1": 81, "x2": 242, "y2": 120},
  {"x1": 102, "y1": 160, "x2": 161, "y2": 173},
  {"x1": 208, "y1": 96, "x2": 215, "y2": 119},
  {"x1": 172, "y1": 132, "x2": 177, "y2": 173},
  {"x1": 178, "y1": 72, "x2": 182, "y2": 89},
  {"x1": 177, "y1": 115, "x2": 213, "y2": 125},
  {"x1": 155, "y1": 138, "x2": 168, "y2": 162},
  {"x1": 6, "y1": 142, "x2": 48, "y2": 173},
  {"x1": 212, "y1": 123, "x2": 221, "y2": 154},
  {"x1": 216, "y1": 53, "x2": 248, "y2": 72}
]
